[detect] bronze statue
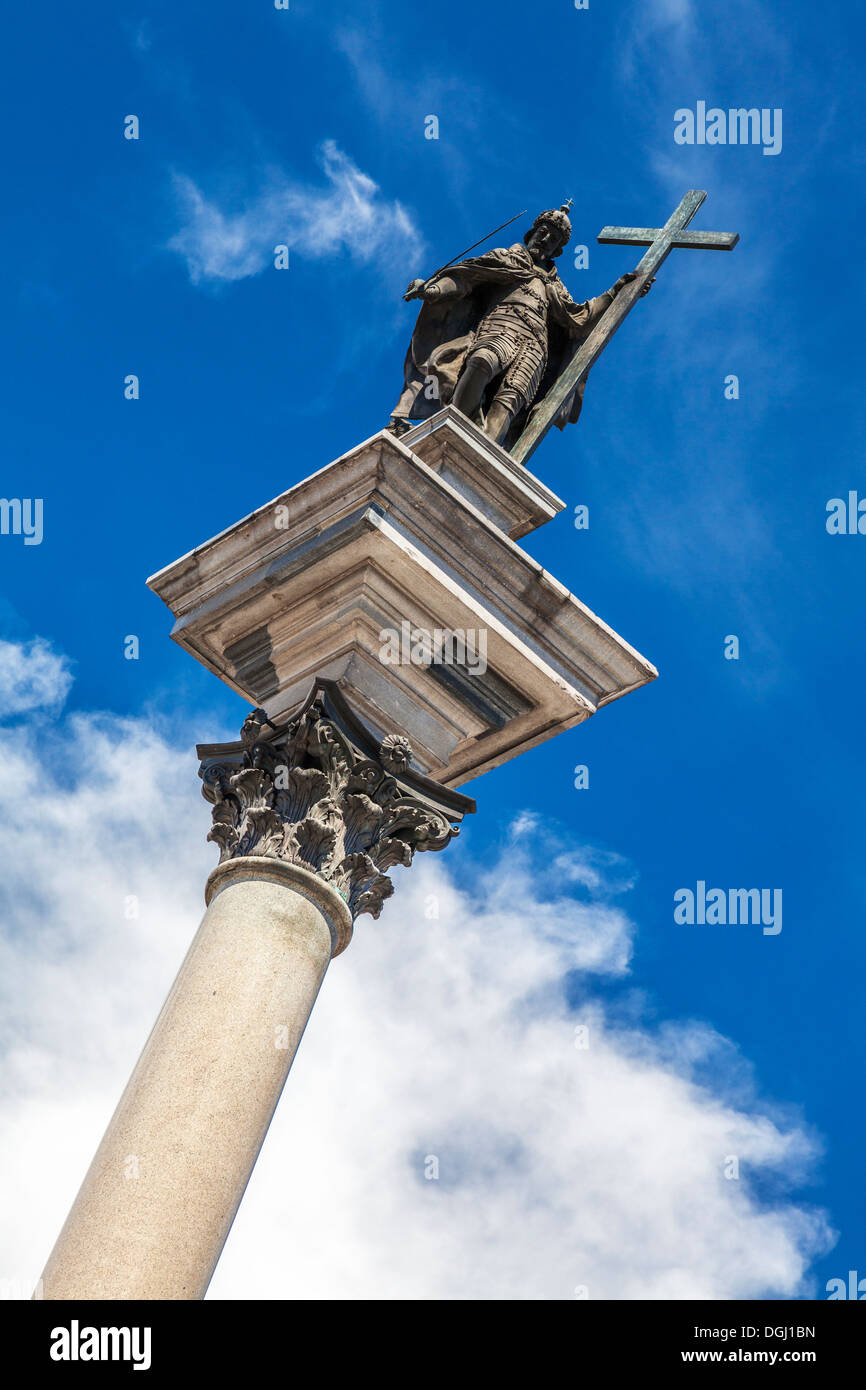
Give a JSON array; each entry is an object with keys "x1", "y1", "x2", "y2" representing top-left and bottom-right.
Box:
[{"x1": 388, "y1": 203, "x2": 653, "y2": 451}]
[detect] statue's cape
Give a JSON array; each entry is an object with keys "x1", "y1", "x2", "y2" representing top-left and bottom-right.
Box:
[{"x1": 400, "y1": 245, "x2": 606, "y2": 445}]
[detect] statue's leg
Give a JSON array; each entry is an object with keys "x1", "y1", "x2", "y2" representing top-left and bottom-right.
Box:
[
  {"x1": 484, "y1": 398, "x2": 515, "y2": 445},
  {"x1": 484, "y1": 382, "x2": 523, "y2": 446},
  {"x1": 483, "y1": 332, "x2": 543, "y2": 446},
  {"x1": 452, "y1": 353, "x2": 496, "y2": 422},
  {"x1": 388, "y1": 382, "x2": 418, "y2": 434}
]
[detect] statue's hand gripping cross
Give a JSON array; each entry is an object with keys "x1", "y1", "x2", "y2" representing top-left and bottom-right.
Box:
[{"x1": 511, "y1": 190, "x2": 739, "y2": 466}]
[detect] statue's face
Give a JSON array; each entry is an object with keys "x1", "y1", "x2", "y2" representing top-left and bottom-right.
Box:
[{"x1": 526, "y1": 223, "x2": 563, "y2": 262}]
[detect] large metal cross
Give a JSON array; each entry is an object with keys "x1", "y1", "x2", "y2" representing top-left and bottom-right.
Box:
[{"x1": 510, "y1": 190, "x2": 739, "y2": 467}]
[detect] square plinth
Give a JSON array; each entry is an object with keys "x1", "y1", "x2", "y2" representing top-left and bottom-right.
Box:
[{"x1": 147, "y1": 411, "x2": 656, "y2": 787}]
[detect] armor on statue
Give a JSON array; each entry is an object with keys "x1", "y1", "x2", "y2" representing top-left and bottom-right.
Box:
[{"x1": 389, "y1": 204, "x2": 638, "y2": 451}]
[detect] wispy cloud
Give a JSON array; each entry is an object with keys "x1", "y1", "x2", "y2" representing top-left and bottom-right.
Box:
[
  {"x1": 334, "y1": 24, "x2": 525, "y2": 197},
  {"x1": 0, "y1": 638, "x2": 72, "y2": 719},
  {"x1": 168, "y1": 141, "x2": 422, "y2": 286},
  {"x1": 619, "y1": 0, "x2": 696, "y2": 82},
  {"x1": 0, "y1": 637, "x2": 832, "y2": 1299}
]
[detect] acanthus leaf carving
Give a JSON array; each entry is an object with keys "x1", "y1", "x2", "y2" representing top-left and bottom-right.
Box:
[
  {"x1": 198, "y1": 684, "x2": 472, "y2": 925},
  {"x1": 291, "y1": 818, "x2": 338, "y2": 874}
]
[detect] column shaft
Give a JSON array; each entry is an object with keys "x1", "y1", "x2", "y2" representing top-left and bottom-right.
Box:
[{"x1": 39, "y1": 859, "x2": 350, "y2": 1300}]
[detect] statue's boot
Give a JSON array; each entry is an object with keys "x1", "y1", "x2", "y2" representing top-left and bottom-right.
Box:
[
  {"x1": 451, "y1": 356, "x2": 495, "y2": 423},
  {"x1": 484, "y1": 400, "x2": 514, "y2": 446}
]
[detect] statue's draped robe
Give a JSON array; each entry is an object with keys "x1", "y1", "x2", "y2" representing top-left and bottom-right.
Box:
[{"x1": 393, "y1": 243, "x2": 614, "y2": 449}]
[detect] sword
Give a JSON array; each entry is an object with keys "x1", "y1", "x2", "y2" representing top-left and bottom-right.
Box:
[{"x1": 403, "y1": 209, "x2": 528, "y2": 300}]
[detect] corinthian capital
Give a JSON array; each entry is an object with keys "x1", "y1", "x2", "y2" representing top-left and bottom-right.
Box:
[{"x1": 198, "y1": 680, "x2": 474, "y2": 925}]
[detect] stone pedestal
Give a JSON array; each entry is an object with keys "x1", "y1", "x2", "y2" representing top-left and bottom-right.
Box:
[{"x1": 146, "y1": 408, "x2": 657, "y2": 787}]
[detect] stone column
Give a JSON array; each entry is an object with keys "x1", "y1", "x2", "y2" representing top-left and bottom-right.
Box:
[{"x1": 38, "y1": 682, "x2": 472, "y2": 1300}]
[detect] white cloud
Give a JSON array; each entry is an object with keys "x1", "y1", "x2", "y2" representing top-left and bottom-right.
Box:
[
  {"x1": 0, "y1": 637, "x2": 72, "y2": 719},
  {"x1": 0, "y1": 638, "x2": 833, "y2": 1299},
  {"x1": 168, "y1": 141, "x2": 422, "y2": 285},
  {"x1": 216, "y1": 857, "x2": 830, "y2": 1300}
]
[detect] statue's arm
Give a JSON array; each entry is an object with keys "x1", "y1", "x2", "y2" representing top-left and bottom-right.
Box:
[
  {"x1": 403, "y1": 272, "x2": 464, "y2": 303},
  {"x1": 552, "y1": 274, "x2": 626, "y2": 334},
  {"x1": 403, "y1": 247, "x2": 513, "y2": 302},
  {"x1": 553, "y1": 271, "x2": 653, "y2": 336}
]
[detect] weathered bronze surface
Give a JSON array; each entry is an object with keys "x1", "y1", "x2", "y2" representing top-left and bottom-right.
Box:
[
  {"x1": 390, "y1": 192, "x2": 738, "y2": 465},
  {"x1": 511, "y1": 191, "x2": 738, "y2": 466}
]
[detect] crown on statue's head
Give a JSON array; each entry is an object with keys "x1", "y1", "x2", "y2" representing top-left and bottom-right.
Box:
[{"x1": 524, "y1": 203, "x2": 573, "y2": 257}]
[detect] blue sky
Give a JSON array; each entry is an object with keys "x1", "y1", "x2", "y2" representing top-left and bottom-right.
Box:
[{"x1": 1, "y1": 0, "x2": 864, "y2": 1297}]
